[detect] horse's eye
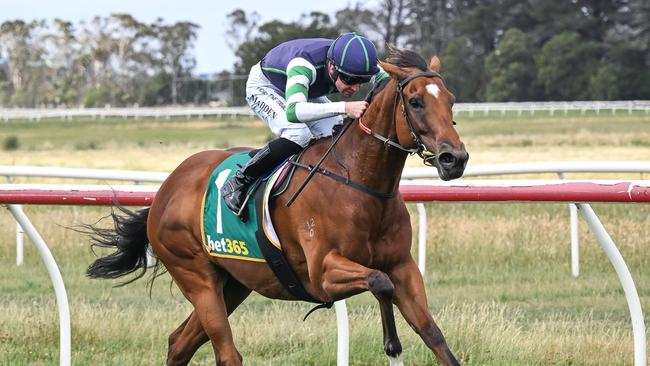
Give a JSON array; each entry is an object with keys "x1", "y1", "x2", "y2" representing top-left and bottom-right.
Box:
[{"x1": 408, "y1": 97, "x2": 424, "y2": 109}]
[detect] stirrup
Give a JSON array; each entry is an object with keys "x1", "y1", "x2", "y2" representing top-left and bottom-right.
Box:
[
  {"x1": 232, "y1": 179, "x2": 262, "y2": 222},
  {"x1": 234, "y1": 193, "x2": 251, "y2": 221}
]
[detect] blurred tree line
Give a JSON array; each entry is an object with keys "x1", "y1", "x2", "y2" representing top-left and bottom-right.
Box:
[
  {"x1": 0, "y1": 14, "x2": 200, "y2": 107},
  {"x1": 1, "y1": 0, "x2": 648, "y2": 107},
  {"x1": 228, "y1": 0, "x2": 650, "y2": 102}
]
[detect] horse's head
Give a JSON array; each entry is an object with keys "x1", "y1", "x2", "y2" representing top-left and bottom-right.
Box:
[{"x1": 379, "y1": 48, "x2": 468, "y2": 180}]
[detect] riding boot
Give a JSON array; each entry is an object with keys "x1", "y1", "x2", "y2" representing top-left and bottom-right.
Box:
[{"x1": 221, "y1": 137, "x2": 303, "y2": 220}]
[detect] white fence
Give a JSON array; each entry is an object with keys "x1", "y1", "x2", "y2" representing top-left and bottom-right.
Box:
[
  {"x1": 0, "y1": 106, "x2": 254, "y2": 121},
  {"x1": 453, "y1": 100, "x2": 650, "y2": 116},
  {"x1": 2, "y1": 100, "x2": 650, "y2": 121},
  {"x1": 5, "y1": 161, "x2": 650, "y2": 275}
]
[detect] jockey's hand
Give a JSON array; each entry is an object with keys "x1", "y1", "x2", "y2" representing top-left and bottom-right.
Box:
[{"x1": 345, "y1": 101, "x2": 369, "y2": 119}]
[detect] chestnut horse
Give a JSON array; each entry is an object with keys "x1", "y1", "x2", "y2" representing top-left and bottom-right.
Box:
[{"x1": 87, "y1": 47, "x2": 468, "y2": 365}]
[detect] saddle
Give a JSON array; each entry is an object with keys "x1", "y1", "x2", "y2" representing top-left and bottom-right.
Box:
[{"x1": 201, "y1": 151, "x2": 323, "y2": 305}]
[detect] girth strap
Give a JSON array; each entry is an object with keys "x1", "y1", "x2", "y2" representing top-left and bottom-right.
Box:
[
  {"x1": 254, "y1": 185, "x2": 330, "y2": 307},
  {"x1": 289, "y1": 160, "x2": 397, "y2": 199},
  {"x1": 303, "y1": 302, "x2": 334, "y2": 321}
]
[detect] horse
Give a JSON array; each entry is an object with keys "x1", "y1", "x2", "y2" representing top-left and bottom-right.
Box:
[{"x1": 86, "y1": 47, "x2": 468, "y2": 366}]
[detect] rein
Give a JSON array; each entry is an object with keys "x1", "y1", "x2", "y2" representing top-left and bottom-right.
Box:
[
  {"x1": 288, "y1": 160, "x2": 397, "y2": 199},
  {"x1": 358, "y1": 119, "x2": 418, "y2": 154},
  {"x1": 286, "y1": 71, "x2": 445, "y2": 204},
  {"x1": 359, "y1": 71, "x2": 443, "y2": 166}
]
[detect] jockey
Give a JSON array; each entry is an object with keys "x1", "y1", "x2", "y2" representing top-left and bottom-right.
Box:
[{"x1": 221, "y1": 32, "x2": 388, "y2": 218}]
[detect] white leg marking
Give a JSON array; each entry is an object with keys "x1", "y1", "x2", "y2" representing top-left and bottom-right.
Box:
[
  {"x1": 426, "y1": 83, "x2": 440, "y2": 98},
  {"x1": 388, "y1": 355, "x2": 404, "y2": 366}
]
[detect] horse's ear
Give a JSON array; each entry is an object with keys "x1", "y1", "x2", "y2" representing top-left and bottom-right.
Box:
[
  {"x1": 429, "y1": 56, "x2": 441, "y2": 72},
  {"x1": 379, "y1": 61, "x2": 408, "y2": 81}
]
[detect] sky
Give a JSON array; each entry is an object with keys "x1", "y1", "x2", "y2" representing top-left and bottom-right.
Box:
[{"x1": 1, "y1": 0, "x2": 368, "y2": 75}]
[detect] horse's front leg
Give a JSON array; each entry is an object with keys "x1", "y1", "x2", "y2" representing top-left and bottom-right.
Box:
[
  {"x1": 320, "y1": 252, "x2": 403, "y2": 364},
  {"x1": 390, "y1": 258, "x2": 460, "y2": 366}
]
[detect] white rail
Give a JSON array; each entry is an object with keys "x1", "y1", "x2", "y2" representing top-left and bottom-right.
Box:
[
  {"x1": 578, "y1": 204, "x2": 646, "y2": 366},
  {"x1": 403, "y1": 160, "x2": 650, "y2": 179},
  {"x1": 0, "y1": 106, "x2": 254, "y2": 121},
  {"x1": 1, "y1": 166, "x2": 168, "y2": 183},
  {"x1": 2, "y1": 100, "x2": 649, "y2": 121},
  {"x1": 7, "y1": 204, "x2": 71, "y2": 366},
  {"x1": 3, "y1": 160, "x2": 649, "y2": 183},
  {"x1": 454, "y1": 100, "x2": 650, "y2": 116},
  {"x1": 5, "y1": 161, "x2": 650, "y2": 272}
]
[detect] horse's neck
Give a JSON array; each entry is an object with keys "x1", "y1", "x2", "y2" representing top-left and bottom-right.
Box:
[{"x1": 336, "y1": 83, "x2": 408, "y2": 194}]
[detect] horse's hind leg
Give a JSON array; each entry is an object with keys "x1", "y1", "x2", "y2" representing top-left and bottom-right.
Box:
[
  {"x1": 155, "y1": 233, "x2": 244, "y2": 366},
  {"x1": 167, "y1": 277, "x2": 252, "y2": 366},
  {"x1": 320, "y1": 252, "x2": 403, "y2": 363}
]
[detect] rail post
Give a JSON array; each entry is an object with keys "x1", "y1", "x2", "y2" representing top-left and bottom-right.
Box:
[
  {"x1": 416, "y1": 203, "x2": 427, "y2": 275},
  {"x1": 558, "y1": 172, "x2": 580, "y2": 277},
  {"x1": 334, "y1": 300, "x2": 349, "y2": 366},
  {"x1": 7, "y1": 204, "x2": 71, "y2": 366},
  {"x1": 577, "y1": 204, "x2": 646, "y2": 366}
]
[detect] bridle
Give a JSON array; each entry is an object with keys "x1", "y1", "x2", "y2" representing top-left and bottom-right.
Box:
[
  {"x1": 359, "y1": 71, "x2": 444, "y2": 166},
  {"x1": 288, "y1": 71, "x2": 449, "y2": 206}
]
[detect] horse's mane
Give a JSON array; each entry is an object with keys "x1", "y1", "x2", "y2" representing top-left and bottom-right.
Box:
[
  {"x1": 364, "y1": 45, "x2": 428, "y2": 104},
  {"x1": 385, "y1": 44, "x2": 428, "y2": 72},
  {"x1": 334, "y1": 46, "x2": 429, "y2": 137}
]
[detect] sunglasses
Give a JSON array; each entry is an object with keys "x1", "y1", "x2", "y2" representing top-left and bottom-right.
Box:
[{"x1": 337, "y1": 71, "x2": 371, "y2": 85}]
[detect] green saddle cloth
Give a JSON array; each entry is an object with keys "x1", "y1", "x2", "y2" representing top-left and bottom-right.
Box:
[{"x1": 201, "y1": 152, "x2": 267, "y2": 262}]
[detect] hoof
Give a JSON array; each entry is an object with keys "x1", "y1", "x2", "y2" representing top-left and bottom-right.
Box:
[{"x1": 384, "y1": 339, "x2": 402, "y2": 358}]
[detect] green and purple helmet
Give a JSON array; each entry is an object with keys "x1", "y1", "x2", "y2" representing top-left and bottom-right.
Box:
[{"x1": 327, "y1": 32, "x2": 380, "y2": 84}]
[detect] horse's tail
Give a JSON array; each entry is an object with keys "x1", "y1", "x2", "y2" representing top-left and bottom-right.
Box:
[{"x1": 85, "y1": 206, "x2": 157, "y2": 286}]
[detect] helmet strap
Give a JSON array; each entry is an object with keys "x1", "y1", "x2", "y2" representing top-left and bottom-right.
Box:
[{"x1": 327, "y1": 59, "x2": 339, "y2": 84}]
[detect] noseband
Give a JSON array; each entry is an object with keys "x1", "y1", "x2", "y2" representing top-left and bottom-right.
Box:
[{"x1": 359, "y1": 71, "x2": 442, "y2": 166}]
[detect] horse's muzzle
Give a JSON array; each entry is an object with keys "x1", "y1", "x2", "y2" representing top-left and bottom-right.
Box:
[{"x1": 436, "y1": 146, "x2": 468, "y2": 181}]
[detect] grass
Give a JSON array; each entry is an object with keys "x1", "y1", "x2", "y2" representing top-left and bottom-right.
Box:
[{"x1": 0, "y1": 112, "x2": 649, "y2": 365}]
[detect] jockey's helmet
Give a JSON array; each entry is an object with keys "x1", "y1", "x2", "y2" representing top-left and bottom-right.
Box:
[{"x1": 327, "y1": 32, "x2": 379, "y2": 83}]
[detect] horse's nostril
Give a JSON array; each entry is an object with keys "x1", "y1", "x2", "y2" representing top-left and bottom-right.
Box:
[{"x1": 438, "y1": 152, "x2": 456, "y2": 167}]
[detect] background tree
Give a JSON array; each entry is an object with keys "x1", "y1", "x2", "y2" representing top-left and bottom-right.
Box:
[
  {"x1": 225, "y1": 9, "x2": 260, "y2": 52},
  {"x1": 439, "y1": 38, "x2": 483, "y2": 101},
  {"x1": 484, "y1": 28, "x2": 538, "y2": 101},
  {"x1": 536, "y1": 32, "x2": 602, "y2": 100},
  {"x1": 229, "y1": 11, "x2": 338, "y2": 75},
  {"x1": 377, "y1": 0, "x2": 410, "y2": 48},
  {"x1": 45, "y1": 19, "x2": 83, "y2": 106},
  {"x1": 152, "y1": 19, "x2": 199, "y2": 105},
  {"x1": 79, "y1": 16, "x2": 119, "y2": 107},
  {"x1": 588, "y1": 44, "x2": 650, "y2": 100},
  {"x1": 106, "y1": 14, "x2": 150, "y2": 105},
  {"x1": 403, "y1": 0, "x2": 461, "y2": 57},
  {"x1": 334, "y1": 5, "x2": 378, "y2": 43},
  {"x1": 1, "y1": 1, "x2": 649, "y2": 107},
  {"x1": 0, "y1": 20, "x2": 51, "y2": 106},
  {"x1": 0, "y1": 59, "x2": 9, "y2": 105}
]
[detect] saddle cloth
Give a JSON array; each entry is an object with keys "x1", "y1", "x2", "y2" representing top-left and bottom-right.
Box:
[
  {"x1": 200, "y1": 151, "x2": 329, "y2": 304},
  {"x1": 200, "y1": 152, "x2": 286, "y2": 262}
]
